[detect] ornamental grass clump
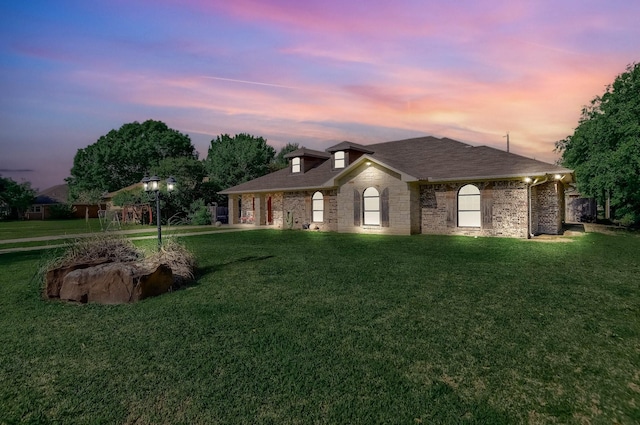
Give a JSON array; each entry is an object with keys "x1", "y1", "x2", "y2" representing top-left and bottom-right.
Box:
[
  {"x1": 146, "y1": 238, "x2": 196, "y2": 288},
  {"x1": 46, "y1": 234, "x2": 143, "y2": 271}
]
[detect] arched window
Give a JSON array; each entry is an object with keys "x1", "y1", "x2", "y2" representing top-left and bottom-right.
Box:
[
  {"x1": 363, "y1": 187, "x2": 380, "y2": 225},
  {"x1": 312, "y1": 191, "x2": 324, "y2": 222},
  {"x1": 458, "y1": 184, "x2": 481, "y2": 227},
  {"x1": 292, "y1": 157, "x2": 301, "y2": 173},
  {"x1": 334, "y1": 151, "x2": 345, "y2": 168}
]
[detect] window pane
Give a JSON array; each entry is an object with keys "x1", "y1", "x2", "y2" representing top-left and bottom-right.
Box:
[
  {"x1": 363, "y1": 187, "x2": 379, "y2": 197},
  {"x1": 292, "y1": 157, "x2": 300, "y2": 173},
  {"x1": 313, "y1": 210, "x2": 323, "y2": 222},
  {"x1": 459, "y1": 184, "x2": 480, "y2": 195},
  {"x1": 459, "y1": 211, "x2": 481, "y2": 227},
  {"x1": 364, "y1": 197, "x2": 379, "y2": 211},
  {"x1": 364, "y1": 211, "x2": 380, "y2": 225},
  {"x1": 458, "y1": 195, "x2": 480, "y2": 210}
]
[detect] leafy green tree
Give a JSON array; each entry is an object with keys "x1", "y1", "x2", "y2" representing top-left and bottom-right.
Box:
[
  {"x1": 0, "y1": 175, "x2": 36, "y2": 219},
  {"x1": 555, "y1": 62, "x2": 640, "y2": 225},
  {"x1": 66, "y1": 120, "x2": 197, "y2": 200},
  {"x1": 204, "y1": 133, "x2": 276, "y2": 202},
  {"x1": 271, "y1": 142, "x2": 299, "y2": 171}
]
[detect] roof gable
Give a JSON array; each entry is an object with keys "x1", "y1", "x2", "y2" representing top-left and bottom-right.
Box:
[{"x1": 283, "y1": 147, "x2": 330, "y2": 159}]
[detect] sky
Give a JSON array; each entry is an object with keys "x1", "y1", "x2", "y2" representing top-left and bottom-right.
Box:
[{"x1": 1, "y1": 0, "x2": 638, "y2": 191}]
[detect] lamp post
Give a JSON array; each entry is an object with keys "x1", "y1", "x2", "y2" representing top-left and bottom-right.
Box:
[{"x1": 142, "y1": 174, "x2": 177, "y2": 250}]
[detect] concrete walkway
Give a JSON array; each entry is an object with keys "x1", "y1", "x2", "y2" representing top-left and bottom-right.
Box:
[{"x1": 0, "y1": 224, "x2": 261, "y2": 254}]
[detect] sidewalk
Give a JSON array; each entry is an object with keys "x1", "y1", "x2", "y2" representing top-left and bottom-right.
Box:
[{"x1": 0, "y1": 224, "x2": 261, "y2": 254}]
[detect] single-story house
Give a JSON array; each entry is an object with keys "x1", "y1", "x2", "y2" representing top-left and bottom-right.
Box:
[
  {"x1": 26, "y1": 184, "x2": 100, "y2": 220},
  {"x1": 220, "y1": 136, "x2": 574, "y2": 238}
]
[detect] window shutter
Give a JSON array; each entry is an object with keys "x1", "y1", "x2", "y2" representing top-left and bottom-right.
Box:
[
  {"x1": 353, "y1": 189, "x2": 361, "y2": 226},
  {"x1": 381, "y1": 188, "x2": 389, "y2": 227},
  {"x1": 482, "y1": 185, "x2": 493, "y2": 228},
  {"x1": 446, "y1": 190, "x2": 456, "y2": 227}
]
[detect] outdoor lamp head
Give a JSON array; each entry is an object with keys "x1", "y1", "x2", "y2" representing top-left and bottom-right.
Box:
[
  {"x1": 142, "y1": 175, "x2": 150, "y2": 192},
  {"x1": 149, "y1": 175, "x2": 160, "y2": 191},
  {"x1": 166, "y1": 176, "x2": 176, "y2": 192}
]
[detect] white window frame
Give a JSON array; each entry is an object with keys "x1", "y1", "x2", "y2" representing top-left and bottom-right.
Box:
[
  {"x1": 312, "y1": 191, "x2": 324, "y2": 222},
  {"x1": 29, "y1": 205, "x2": 42, "y2": 213},
  {"x1": 334, "y1": 151, "x2": 345, "y2": 169},
  {"x1": 363, "y1": 187, "x2": 380, "y2": 226},
  {"x1": 458, "y1": 184, "x2": 481, "y2": 227},
  {"x1": 292, "y1": 157, "x2": 301, "y2": 173}
]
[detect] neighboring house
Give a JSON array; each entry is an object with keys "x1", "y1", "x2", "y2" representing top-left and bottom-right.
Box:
[
  {"x1": 102, "y1": 183, "x2": 151, "y2": 224},
  {"x1": 220, "y1": 136, "x2": 574, "y2": 238},
  {"x1": 26, "y1": 184, "x2": 100, "y2": 220}
]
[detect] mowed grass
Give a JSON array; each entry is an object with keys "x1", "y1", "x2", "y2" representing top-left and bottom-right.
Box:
[
  {"x1": 1, "y1": 230, "x2": 639, "y2": 424},
  {"x1": 0, "y1": 219, "x2": 224, "y2": 250}
]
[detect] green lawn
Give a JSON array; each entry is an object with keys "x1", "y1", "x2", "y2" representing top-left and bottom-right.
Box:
[
  {"x1": 1, "y1": 230, "x2": 639, "y2": 424},
  {"x1": 0, "y1": 219, "x2": 224, "y2": 249},
  {"x1": 0, "y1": 219, "x2": 138, "y2": 240}
]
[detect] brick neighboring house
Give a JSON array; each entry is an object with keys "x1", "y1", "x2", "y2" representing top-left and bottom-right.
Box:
[
  {"x1": 26, "y1": 184, "x2": 100, "y2": 220},
  {"x1": 220, "y1": 136, "x2": 573, "y2": 238}
]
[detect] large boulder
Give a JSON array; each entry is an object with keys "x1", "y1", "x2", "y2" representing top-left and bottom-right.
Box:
[
  {"x1": 56, "y1": 262, "x2": 173, "y2": 304},
  {"x1": 45, "y1": 259, "x2": 111, "y2": 299}
]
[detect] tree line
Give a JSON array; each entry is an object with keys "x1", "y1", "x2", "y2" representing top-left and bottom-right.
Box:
[{"x1": 63, "y1": 120, "x2": 299, "y2": 224}]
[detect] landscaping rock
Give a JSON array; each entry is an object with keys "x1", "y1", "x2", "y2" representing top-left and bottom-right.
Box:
[
  {"x1": 45, "y1": 259, "x2": 111, "y2": 299},
  {"x1": 57, "y1": 262, "x2": 173, "y2": 304}
]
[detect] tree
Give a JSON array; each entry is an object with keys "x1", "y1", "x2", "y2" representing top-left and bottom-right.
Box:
[
  {"x1": 150, "y1": 156, "x2": 210, "y2": 222},
  {"x1": 555, "y1": 62, "x2": 640, "y2": 225},
  {"x1": 0, "y1": 175, "x2": 36, "y2": 220},
  {"x1": 204, "y1": 133, "x2": 276, "y2": 202},
  {"x1": 271, "y1": 142, "x2": 299, "y2": 171},
  {"x1": 66, "y1": 120, "x2": 197, "y2": 201}
]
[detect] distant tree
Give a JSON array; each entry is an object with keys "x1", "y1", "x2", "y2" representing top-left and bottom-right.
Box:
[
  {"x1": 555, "y1": 62, "x2": 640, "y2": 225},
  {"x1": 204, "y1": 133, "x2": 276, "y2": 203},
  {"x1": 66, "y1": 120, "x2": 197, "y2": 201},
  {"x1": 270, "y1": 142, "x2": 299, "y2": 171},
  {"x1": 0, "y1": 175, "x2": 36, "y2": 220}
]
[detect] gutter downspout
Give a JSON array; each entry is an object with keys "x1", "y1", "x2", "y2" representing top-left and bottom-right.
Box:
[{"x1": 527, "y1": 177, "x2": 549, "y2": 238}]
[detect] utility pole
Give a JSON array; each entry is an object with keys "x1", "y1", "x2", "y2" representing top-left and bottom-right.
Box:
[{"x1": 504, "y1": 132, "x2": 510, "y2": 152}]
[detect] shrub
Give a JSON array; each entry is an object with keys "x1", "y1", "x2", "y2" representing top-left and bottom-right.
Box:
[
  {"x1": 48, "y1": 203, "x2": 77, "y2": 219},
  {"x1": 187, "y1": 199, "x2": 211, "y2": 225}
]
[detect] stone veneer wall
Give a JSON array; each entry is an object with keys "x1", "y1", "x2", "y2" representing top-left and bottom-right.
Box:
[
  {"x1": 532, "y1": 181, "x2": 564, "y2": 235},
  {"x1": 336, "y1": 163, "x2": 415, "y2": 235},
  {"x1": 420, "y1": 181, "x2": 529, "y2": 238},
  {"x1": 240, "y1": 194, "x2": 255, "y2": 223}
]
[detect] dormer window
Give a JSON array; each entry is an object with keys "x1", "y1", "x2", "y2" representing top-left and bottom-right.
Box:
[
  {"x1": 334, "y1": 151, "x2": 345, "y2": 169},
  {"x1": 292, "y1": 157, "x2": 301, "y2": 173}
]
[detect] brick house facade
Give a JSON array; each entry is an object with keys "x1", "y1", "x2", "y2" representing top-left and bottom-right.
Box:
[{"x1": 221, "y1": 137, "x2": 573, "y2": 238}]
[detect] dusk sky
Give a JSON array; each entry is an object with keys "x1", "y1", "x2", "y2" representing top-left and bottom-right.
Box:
[{"x1": 1, "y1": 0, "x2": 638, "y2": 191}]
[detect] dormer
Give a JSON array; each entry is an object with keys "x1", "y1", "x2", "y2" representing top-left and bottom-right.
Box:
[
  {"x1": 326, "y1": 141, "x2": 374, "y2": 171},
  {"x1": 284, "y1": 148, "x2": 331, "y2": 174}
]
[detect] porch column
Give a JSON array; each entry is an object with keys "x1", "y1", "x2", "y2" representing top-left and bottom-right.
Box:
[
  {"x1": 228, "y1": 195, "x2": 239, "y2": 224},
  {"x1": 255, "y1": 194, "x2": 266, "y2": 225}
]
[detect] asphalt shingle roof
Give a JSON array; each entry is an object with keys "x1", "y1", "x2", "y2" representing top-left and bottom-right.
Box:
[{"x1": 221, "y1": 136, "x2": 572, "y2": 194}]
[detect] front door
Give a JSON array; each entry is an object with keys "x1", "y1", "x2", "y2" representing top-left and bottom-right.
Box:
[{"x1": 267, "y1": 196, "x2": 273, "y2": 224}]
